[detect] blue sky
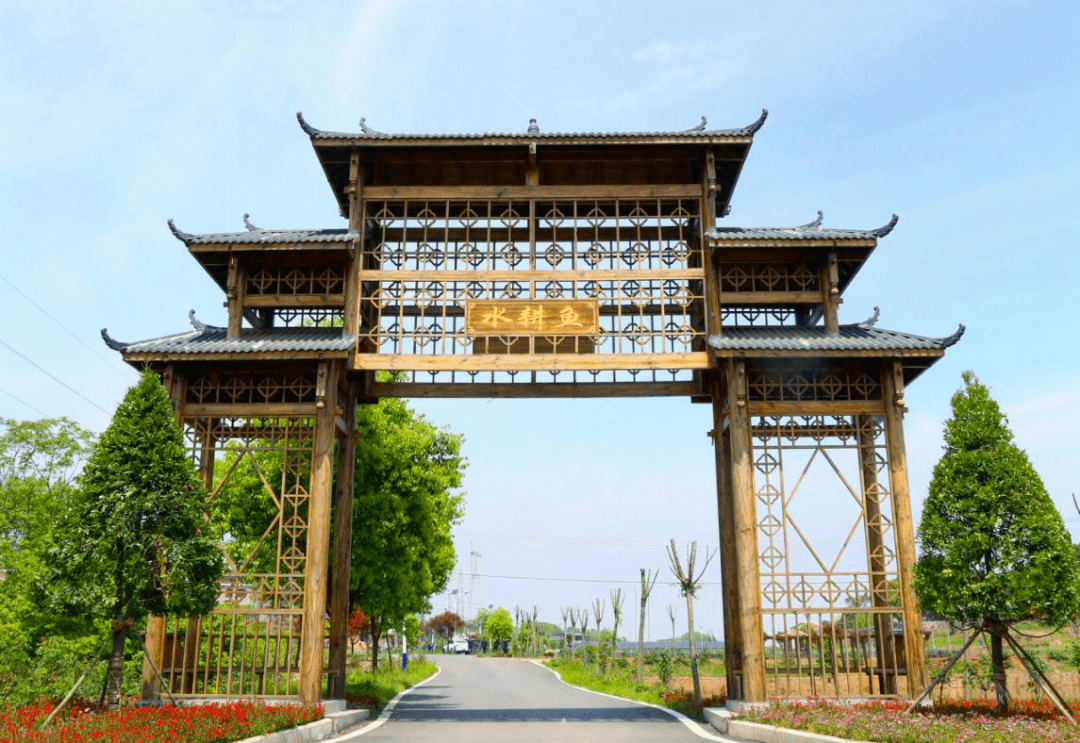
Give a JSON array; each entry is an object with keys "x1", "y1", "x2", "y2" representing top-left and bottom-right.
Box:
[{"x1": 1, "y1": 0, "x2": 1077, "y2": 638}]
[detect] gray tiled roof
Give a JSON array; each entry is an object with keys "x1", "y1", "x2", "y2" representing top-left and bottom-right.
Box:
[
  {"x1": 707, "y1": 213, "x2": 898, "y2": 241},
  {"x1": 168, "y1": 219, "x2": 354, "y2": 246},
  {"x1": 297, "y1": 109, "x2": 769, "y2": 142},
  {"x1": 708, "y1": 323, "x2": 964, "y2": 352},
  {"x1": 102, "y1": 325, "x2": 354, "y2": 355}
]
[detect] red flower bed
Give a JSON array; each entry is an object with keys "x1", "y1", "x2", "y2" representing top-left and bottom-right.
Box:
[
  {"x1": 0, "y1": 698, "x2": 323, "y2": 743},
  {"x1": 740, "y1": 698, "x2": 1080, "y2": 742}
]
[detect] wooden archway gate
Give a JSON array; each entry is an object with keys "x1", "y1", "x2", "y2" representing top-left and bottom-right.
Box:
[{"x1": 104, "y1": 111, "x2": 961, "y2": 704}]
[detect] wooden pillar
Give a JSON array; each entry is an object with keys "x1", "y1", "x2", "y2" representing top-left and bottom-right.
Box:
[
  {"x1": 712, "y1": 373, "x2": 742, "y2": 697},
  {"x1": 820, "y1": 251, "x2": 840, "y2": 333},
  {"x1": 701, "y1": 148, "x2": 721, "y2": 337},
  {"x1": 299, "y1": 361, "x2": 339, "y2": 703},
  {"x1": 725, "y1": 359, "x2": 767, "y2": 701},
  {"x1": 141, "y1": 366, "x2": 184, "y2": 701},
  {"x1": 327, "y1": 383, "x2": 358, "y2": 699},
  {"x1": 882, "y1": 361, "x2": 928, "y2": 697},
  {"x1": 344, "y1": 148, "x2": 362, "y2": 340},
  {"x1": 857, "y1": 414, "x2": 898, "y2": 694},
  {"x1": 226, "y1": 255, "x2": 245, "y2": 338}
]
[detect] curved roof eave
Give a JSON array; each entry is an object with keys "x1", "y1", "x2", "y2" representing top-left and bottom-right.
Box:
[{"x1": 295, "y1": 109, "x2": 768, "y2": 146}]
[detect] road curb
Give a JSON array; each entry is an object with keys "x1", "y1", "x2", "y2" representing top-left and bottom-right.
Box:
[
  {"x1": 233, "y1": 708, "x2": 370, "y2": 743},
  {"x1": 704, "y1": 708, "x2": 862, "y2": 743}
]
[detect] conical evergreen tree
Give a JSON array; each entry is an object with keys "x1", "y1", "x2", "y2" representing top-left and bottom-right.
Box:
[
  {"x1": 912, "y1": 371, "x2": 1080, "y2": 711},
  {"x1": 43, "y1": 369, "x2": 223, "y2": 707}
]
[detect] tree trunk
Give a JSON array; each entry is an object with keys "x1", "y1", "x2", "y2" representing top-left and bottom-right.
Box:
[
  {"x1": 637, "y1": 576, "x2": 647, "y2": 683},
  {"x1": 370, "y1": 621, "x2": 380, "y2": 671},
  {"x1": 611, "y1": 616, "x2": 619, "y2": 671},
  {"x1": 685, "y1": 594, "x2": 701, "y2": 708},
  {"x1": 106, "y1": 619, "x2": 128, "y2": 710},
  {"x1": 991, "y1": 631, "x2": 1008, "y2": 712}
]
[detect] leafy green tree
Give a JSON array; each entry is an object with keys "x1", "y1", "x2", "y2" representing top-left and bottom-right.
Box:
[
  {"x1": 912, "y1": 371, "x2": 1080, "y2": 711},
  {"x1": 41, "y1": 369, "x2": 225, "y2": 707},
  {"x1": 348, "y1": 396, "x2": 465, "y2": 669},
  {"x1": 404, "y1": 614, "x2": 422, "y2": 648},
  {"x1": 486, "y1": 608, "x2": 513, "y2": 650},
  {"x1": 0, "y1": 417, "x2": 95, "y2": 702}
]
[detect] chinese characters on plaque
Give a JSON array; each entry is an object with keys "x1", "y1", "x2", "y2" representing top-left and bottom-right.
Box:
[{"x1": 465, "y1": 300, "x2": 599, "y2": 336}]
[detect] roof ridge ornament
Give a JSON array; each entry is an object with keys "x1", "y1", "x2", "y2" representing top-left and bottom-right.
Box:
[
  {"x1": 858, "y1": 306, "x2": 881, "y2": 327},
  {"x1": 189, "y1": 309, "x2": 208, "y2": 331},
  {"x1": 684, "y1": 116, "x2": 707, "y2": 133},
  {"x1": 295, "y1": 111, "x2": 322, "y2": 137},
  {"x1": 188, "y1": 309, "x2": 224, "y2": 332},
  {"x1": 359, "y1": 117, "x2": 386, "y2": 137},
  {"x1": 937, "y1": 323, "x2": 966, "y2": 348},
  {"x1": 100, "y1": 328, "x2": 128, "y2": 352},
  {"x1": 243, "y1": 213, "x2": 263, "y2": 232},
  {"x1": 795, "y1": 210, "x2": 824, "y2": 231},
  {"x1": 167, "y1": 219, "x2": 194, "y2": 242},
  {"x1": 527, "y1": 118, "x2": 540, "y2": 136},
  {"x1": 745, "y1": 108, "x2": 769, "y2": 135},
  {"x1": 872, "y1": 213, "x2": 899, "y2": 238}
]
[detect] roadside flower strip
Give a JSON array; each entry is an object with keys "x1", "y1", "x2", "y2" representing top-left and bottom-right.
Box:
[
  {"x1": 0, "y1": 698, "x2": 323, "y2": 743},
  {"x1": 740, "y1": 698, "x2": 1080, "y2": 742}
]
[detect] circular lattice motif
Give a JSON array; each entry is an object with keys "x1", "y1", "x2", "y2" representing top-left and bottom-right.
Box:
[
  {"x1": 620, "y1": 242, "x2": 649, "y2": 266},
  {"x1": 542, "y1": 282, "x2": 565, "y2": 299},
  {"x1": 499, "y1": 243, "x2": 524, "y2": 267},
  {"x1": 415, "y1": 207, "x2": 438, "y2": 228},
  {"x1": 583, "y1": 243, "x2": 604, "y2": 266},
  {"x1": 501, "y1": 281, "x2": 524, "y2": 299},
  {"x1": 760, "y1": 546, "x2": 784, "y2": 570},
  {"x1": 544, "y1": 244, "x2": 566, "y2": 266}
]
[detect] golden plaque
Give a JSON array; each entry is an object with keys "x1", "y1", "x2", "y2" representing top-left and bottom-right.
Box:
[{"x1": 465, "y1": 299, "x2": 599, "y2": 336}]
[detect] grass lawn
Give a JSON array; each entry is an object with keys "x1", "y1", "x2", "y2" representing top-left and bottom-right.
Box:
[
  {"x1": 544, "y1": 656, "x2": 725, "y2": 719},
  {"x1": 343, "y1": 656, "x2": 438, "y2": 713}
]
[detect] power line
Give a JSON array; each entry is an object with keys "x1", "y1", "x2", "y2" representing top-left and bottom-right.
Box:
[
  {"x1": 0, "y1": 387, "x2": 48, "y2": 417},
  {"x1": 0, "y1": 339, "x2": 110, "y2": 414},
  {"x1": 0, "y1": 273, "x2": 134, "y2": 381}
]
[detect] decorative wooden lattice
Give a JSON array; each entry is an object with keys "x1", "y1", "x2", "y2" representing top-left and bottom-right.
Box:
[
  {"x1": 186, "y1": 372, "x2": 319, "y2": 406},
  {"x1": 246, "y1": 265, "x2": 346, "y2": 296},
  {"x1": 752, "y1": 414, "x2": 907, "y2": 697},
  {"x1": 274, "y1": 309, "x2": 344, "y2": 328},
  {"x1": 748, "y1": 369, "x2": 882, "y2": 403},
  {"x1": 157, "y1": 415, "x2": 317, "y2": 698},
  {"x1": 720, "y1": 263, "x2": 818, "y2": 293},
  {"x1": 357, "y1": 197, "x2": 707, "y2": 388}
]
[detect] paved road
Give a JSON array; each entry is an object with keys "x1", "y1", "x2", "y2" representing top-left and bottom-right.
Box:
[{"x1": 341, "y1": 654, "x2": 727, "y2": 742}]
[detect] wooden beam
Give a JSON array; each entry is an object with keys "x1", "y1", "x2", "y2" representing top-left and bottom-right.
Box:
[
  {"x1": 361, "y1": 184, "x2": 701, "y2": 200},
  {"x1": 725, "y1": 360, "x2": 767, "y2": 701},
  {"x1": 243, "y1": 295, "x2": 346, "y2": 308},
  {"x1": 183, "y1": 403, "x2": 318, "y2": 417},
  {"x1": 353, "y1": 352, "x2": 709, "y2": 372},
  {"x1": 355, "y1": 267, "x2": 703, "y2": 282},
  {"x1": 327, "y1": 382, "x2": 357, "y2": 699},
  {"x1": 747, "y1": 400, "x2": 885, "y2": 416},
  {"x1": 882, "y1": 361, "x2": 928, "y2": 698},
  {"x1": 299, "y1": 361, "x2": 339, "y2": 704},
  {"x1": 718, "y1": 291, "x2": 821, "y2": 305},
  {"x1": 371, "y1": 380, "x2": 696, "y2": 398}
]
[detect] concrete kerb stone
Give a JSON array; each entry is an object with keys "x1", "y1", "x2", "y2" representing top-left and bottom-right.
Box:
[
  {"x1": 232, "y1": 707, "x2": 370, "y2": 743},
  {"x1": 704, "y1": 707, "x2": 861, "y2": 743}
]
